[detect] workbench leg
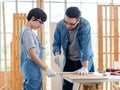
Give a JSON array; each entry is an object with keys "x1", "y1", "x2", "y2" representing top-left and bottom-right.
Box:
[
  {"x1": 77, "y1": 83, "x2": 102, "y2": 90},
  {"x1": 73, "y1": 83, "x2": 80, "y2": 90}
]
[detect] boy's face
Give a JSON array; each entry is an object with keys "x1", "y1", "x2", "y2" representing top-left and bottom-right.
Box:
[
  {"x1": 32, "y1": 18, "x2": 44, "y2": 30},
  {"x1": 64, "y1": 15, "x2": 80, "y2": 30}
]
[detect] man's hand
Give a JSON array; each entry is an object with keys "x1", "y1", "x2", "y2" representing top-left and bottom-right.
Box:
[
  {"x1": 45, "y1": 68, "x2": 56, "y2": 77},
  {"x1": 77, "y1": 67, "x2": 88, "y2": 75},
  {"x1": 54, "y1": 55, "x2": 62, "y2": 67}
]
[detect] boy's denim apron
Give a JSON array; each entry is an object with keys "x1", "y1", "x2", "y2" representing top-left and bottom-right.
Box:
[{"x1": 20, "y1": 30, "x2": 43, "y2": 90}]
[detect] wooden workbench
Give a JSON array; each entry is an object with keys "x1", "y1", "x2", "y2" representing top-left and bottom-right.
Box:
[{"x1": 62, "y1": 72, "x2": 120, "y2": 90}]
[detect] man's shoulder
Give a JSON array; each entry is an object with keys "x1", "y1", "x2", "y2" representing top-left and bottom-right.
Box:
[
  {"x1": 80, "y1": 17, "x2": 89, "y2": 25},
  {"x1": 57, "y1": 19, "x2": 64, "y2": 25}
]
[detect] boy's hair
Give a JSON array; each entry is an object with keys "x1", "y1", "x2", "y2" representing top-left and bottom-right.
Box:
[
  {"x1": 65, "y1": 6, "x2": 81, "y2": 18},
  {"x1": 27, "y1": 8, "x2": 47, "y2": 22}
]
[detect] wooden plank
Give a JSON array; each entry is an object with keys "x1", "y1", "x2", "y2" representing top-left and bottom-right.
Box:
[
  {"x1": 12, "y1": 14, "x2": 16, "y2": 90},
  {"x1": 64, "y1": 74, "x2": 108, "y2": 80},
  {"x1": 105, "y1": 5, "x2": 108, "y2": 70},
  {"x1": 109, "y1": 5, "x2": 114, "y2": 90},
  {"x1": 109, "y1": 4, "x2": 113, "y2": 70},
  {"x1": 105, "y1": 6, "x2": 109, "y2": 90},
  {"x1": 114, "y1": 5, "x2": 118, "y2": 61},
  {"x1": 16, "y1": 13, "x2": 19, "y2": 90},
  {"x1": 1, "y1": 1, "x2": 10, "y2": 89},
  {"x1": 98, "y1": 5, "x2": 103, "y2": 71},
  {"x1": 12, "y1": 13, "x2": 26, "y2": 90}
]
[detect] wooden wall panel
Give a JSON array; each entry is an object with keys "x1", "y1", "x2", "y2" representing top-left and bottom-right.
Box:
[
  {"x1": 11, "y1": 13, "x2": 26, "y2": 90},
  {"x1": 98, "y1": 5, "x2": 120, "y2": 90},
  {"x1": 0, "y1": 2, "x2": 13, "y2": 90},
  {"x1": 0, "y1": 12, "x2": 26, "y2": 90}
]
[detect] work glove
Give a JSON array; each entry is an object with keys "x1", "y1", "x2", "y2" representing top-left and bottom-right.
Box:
[
  {"x1": 45, "y1": 68, "x2": 56, "y2": 77},
  {"x1": 77, "y1": 67, "x2": 88, "y2": 75},
  {"x1": 54, "y1": 55, "x2": 62, "y2": 67}
]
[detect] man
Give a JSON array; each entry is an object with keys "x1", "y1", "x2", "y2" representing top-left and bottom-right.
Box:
[
  {"x1": 53, "y1": 6, "x2": 94, "y2": 90},
  {"x1": 20, "y1": 8, "x2": 56, "y2": 90}
]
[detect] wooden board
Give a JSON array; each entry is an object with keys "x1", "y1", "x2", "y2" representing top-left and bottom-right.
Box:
[{"x1": 63, "y1": 73, "x2": 108, "y2": 80}]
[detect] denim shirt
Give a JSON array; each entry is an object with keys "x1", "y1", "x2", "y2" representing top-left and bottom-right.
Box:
[{"x1": 53, "y1": 17, "x2": 94, "y2": 71}]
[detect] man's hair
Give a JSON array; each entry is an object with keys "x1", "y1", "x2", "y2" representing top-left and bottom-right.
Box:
[
  {"x1": 65, "y1": 6, "x2": 81, "y2": 18},
  {"x1": 27, "y1": 8, "x2": 47, "y2": 22}
]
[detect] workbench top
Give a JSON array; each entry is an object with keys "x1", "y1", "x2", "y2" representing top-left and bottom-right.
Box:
[{"x1": 63, "y1": 72, "x2": 120, "y2": 83}]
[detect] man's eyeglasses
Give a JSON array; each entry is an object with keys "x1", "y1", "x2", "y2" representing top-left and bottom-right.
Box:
[
  {"x1": 36, "y1": 19, "x2": 44, "y2": 24},
  {"x1": 64, "y1": 20, "x2": 78, "y2": 27}
]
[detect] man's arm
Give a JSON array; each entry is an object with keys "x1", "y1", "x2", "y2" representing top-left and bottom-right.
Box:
[
  {"x1": 81, "y1": 23, "x2": 92, "y2": 62},
  {"x1": 77, "y1": 22, "x2": 92, "y2": 75},
  {"x1": 53, "y1": 23, "x2": 62, "y2": 54},
  {"x1": 82, "y1": 60, "x2": 88, "y2": 68}
]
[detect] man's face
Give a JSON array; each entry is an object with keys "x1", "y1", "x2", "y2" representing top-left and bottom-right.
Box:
[{"x1": 64, "y1": 15, "x2": 79, "y2": 30}]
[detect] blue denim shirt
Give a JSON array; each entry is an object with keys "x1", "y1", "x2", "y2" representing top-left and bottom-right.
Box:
[{"x1": 53, "y1": 17, "x2": 94, "y2": 71}]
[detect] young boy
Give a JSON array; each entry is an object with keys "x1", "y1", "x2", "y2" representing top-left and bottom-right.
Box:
[{"x1": 20, "y1": 8, "x2": 56, "y2": 90}]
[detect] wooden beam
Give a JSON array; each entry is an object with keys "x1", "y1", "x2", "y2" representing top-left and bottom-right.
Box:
[
  {"x1": 98, "y1": 5, "x2": 103, "y2": 71},
  {"x1": 114, "y1": 5, "x2": 118, "y2": 61}
]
